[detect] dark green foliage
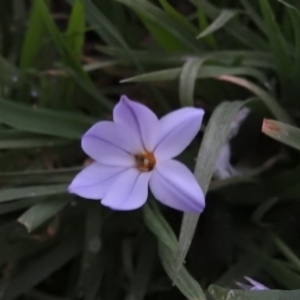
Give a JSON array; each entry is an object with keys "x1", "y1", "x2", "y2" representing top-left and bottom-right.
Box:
[{"x1": 1, "y1": 0, "x2": 300, "y2": 300}]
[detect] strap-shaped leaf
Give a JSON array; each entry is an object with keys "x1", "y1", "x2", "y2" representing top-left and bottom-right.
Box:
[
  {"x1": 179, "y1": 58, "x2": 204, "y2": 106},
  {"x1": 197, "y1": 9, "x2": 239, "y2": 39},
  {"x1": 262, "y1": 119, "x2": 300, "y2": 151},
  {"x1": 0, "y1": 97, "x2": 94, "y2": 139},
  {"x1": 144, "y1": 202, "x2": 206, "y2": 300},
  {"x1": 18, "y1": 196, "x2": 69, "y2": 232},
  {"x1": 217, "y1": 75, "x2": 294, "y2": 125},
  {"x1": 176, "y1": 101, "x2": 244, "y2": 274}
]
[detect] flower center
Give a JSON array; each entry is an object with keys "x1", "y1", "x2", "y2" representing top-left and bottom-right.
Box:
[{"x1": 134, "y1": 152, "x2": 156, "y2": 172}]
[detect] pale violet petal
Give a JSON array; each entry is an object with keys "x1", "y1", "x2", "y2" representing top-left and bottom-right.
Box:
[
  {"x1": 101, "y1": 168, "x2": 151, "y2": 210},
  {"x1": 68, "y1": 162, "x2": 127, "y2": 199},
  {"x1": 82, "y1": 121, "x2": 136, "y2": 167},
  {"x1": 154, "y1": 107, "x2": 204, "y2": 160},
  {"x1": 149, "y1": 160, "x2": 205, "y2": 212},
  {"x1": 113, "y1": 95, "x2": 159, "y2": 151}
]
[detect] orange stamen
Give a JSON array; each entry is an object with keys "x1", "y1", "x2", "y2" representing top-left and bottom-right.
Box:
[{"x1": 135, "y1": 152, "x2": 156, "y2": 172}]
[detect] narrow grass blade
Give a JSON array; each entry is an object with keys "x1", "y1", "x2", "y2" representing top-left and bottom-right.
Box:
[
  {"x1": 194, "y1": 0, "x2": 217, "y2": 48},
  {"x1": 262, "y1": 119, "x2": 300, "y2": 151},
  {"x1": 197, "y1": 10, "x2": 239, "y2": 39},
  {"x1": 116, "y1": 0, "x2": 202, "y2": 53},
  {"x1": 279, "y1": 1, "x2": 300, "y2": 97},
  {"x1": 240, "y1": 0, "x2": 266, "y2": 33},
  {"x1": 0, "y1": 130, "x2": 66, "y2": 149},
  {"x1": 159, "y1": 244, "x2": 206, "y2": 300},
  {"x1": 82, "y1": 0, "x2": 129, "y2": 48},
  {"x1": 138, "y1": 14, "x2": 188, "y2": 52},
  {"x1": 159, "y1": 0, "x2": 197, "y2": 33},
  {"x1": 272, "y1": 235, "x2": 300, "y2": 273},
  {"x1": 76, "y1": 202, "x2": 102, "y2": 299},
  {"x1": 0, "y1": 167, "x2": 80, "y2": 186},
  {"x1": 20, "y1": 0, "x2": 46, "y2": 69},
  {"x1": 259, "y1": 0, "x2": 292, "y2": 78},
  {"x1": 179, "y1": 59, "x2": 204, "y2": 106},
  {"x1": 37, "y1": 0, "x2": 113, "y2": 111},
  {"x1": 0, "y1": 97, "x2": 94, "y2": 139},
  {"x1": 3, "y1": 230, "x2": 82, "y2": 300},
  {"x1": 80, "y1": 0, "x2": 170, "y2": 111},
  {"x1": 18, "y1": 196, "x2": 69, "y2": 232},
  {"x1": 177, "y1": 101, "x2": 244, "y2": 275},
  {"x1": 98, "y1": 46, "x2": 274, "y2": 69},
  {"x1": 36, "y1": 0, "x2": 87, "y2": 76},
  {"x1": 0, "y1": 198, "x2": 46, "y2": 215},
  {"x1": 126, "y1": 232, "x2": 156, "y2": 300},
  {"x1": 144, "y1": 202, "x2": 177, "y2": 252},
  {"x1": 217, "y1": 75, "x2": 294, "y2": 125},
  {"x1": 63, "y1": 66, "x2": 114, "y2": 110},
  {"x1": 65, "y1": 0, "x2": 85, "y2": 60},
  {"x1": 254, "y1": 252, "x2": 300, "y2": 289},
  {"x1": 0, "y1": 184, "x2": 67, "y2": 203},
  {"x1": 193, "y1": 0, "x2": 268, "y2": 50},
  {"x1": 144, "y1": 202, "x2": 206, "y2": 300},
  {"x1": 122, "y1": 65, "x2": 267, "y2": 83}
]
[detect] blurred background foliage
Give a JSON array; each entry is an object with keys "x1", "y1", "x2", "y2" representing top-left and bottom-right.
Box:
[{"x1": 1, "y1": 0, "x2": 300, "y2": 299}]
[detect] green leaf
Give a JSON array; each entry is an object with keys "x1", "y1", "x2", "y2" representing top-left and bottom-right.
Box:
[
  {"x1": 209, "y1": 285, "x2": 300, "y2": 300},
  {"x1": 0, "y1": 167, "x2": 80, "y2": 186},
  {"x1": 3, "y1": 229, "x2": 82, "y2": 300},
  {"x1": 62, "y1": 65, "x2": 114, "y2": 111},
  {"x1": 0, "y1": 97, "x2": 94, "y2": 139},
  {"x1": 82, "y1": 0, "x2": 129, "y2": 48},
  {"x1": 179, "y1": 59, "x2": 204, "y2": 106},
  {"x1": 18, "y1": 196, "x2": 69, "y2": 232},
  {"x1": 0, "y1": 198, "x2": 45, "y2": 215},
  {"x1": 262, "y1": 119, "x2": 300, "y2": 150},
  {"x1": 65, "y1": 0, "x2": 85, "y2": 60},
  {"x1": 254, "y1": 252, "x2": 300, "y2": 289},
  {"x1": 194, "y1": 0, "x2": 217, "y2": 48},
  {"x1": 217, "y1": 75, "x2": 294, "y2": 125},
  {"x1": 0, "y1": 184, "x2": 67, "y2": 203},
  {"x1": 116, "y1": 0, "x2": 202, "y2": 53},
  {"x1": 159, "y1": 244, "x2": 206, "y2": 300},
  {"x1": 122, "y1": 65, "x2": 267, "y2": 84},
  {"x1": 177, "y1": 101, "x2": 244, "y2": 275},
  {"x1": 159, "y1": 0, "x2": 197, "y2": 33},
  {"x1": 126, "y1": 232, "x2": 156, "y2": 300},
  {"x1": 259, "y1": 0, "x2": 292, "y2": 78},
  {"x1": 75, "y1": 202, "x2": 103, "y2": 299},
  {"x1": 138, "y1": 14, "x2": 188, "y2": 52},
  {"x1": 193, "y1": 0, "x2": 268, "y2": 50},
  {"x1": 0, "y1": 130, "x2": 66, "y2": 148},
  {"x1": 81, "y1": 0, "x2": 141, "y2": 66},
  {"x1": 279, "y1": 0, "x2": 300, "y2": 96},
  {"x1": 144, "y1": 202, "x2": 177, "y2": 252},
  {"x1": 240, "y1": 0, "x2": 266, "y2": 33},
  {"x1": 80, "y1": 0, "x2": 170, "y2": 111},
  {"x1": 197, "y1": 9, "x2": 239, "y2": 39},
  {"x1": 272, "y1": 235, "x2": 300, "y2": 274},
  {"x1": 36, "y1": 0, "x2": 85, "y2": 75},
  {"x1": 98, "y1": 46, "x2": 274, "y2": 69},
  {"x1": 144, "y1": 202, "x2": 206, "y2": 300},
  {"x1": 19, "y1": 0, "x2": 46, "y2": 69},
  {"x1": 37, "y1": 0, "x2": 112, "y2": 111}
]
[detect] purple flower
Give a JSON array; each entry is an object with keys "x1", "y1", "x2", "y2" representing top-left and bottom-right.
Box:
[{"x1": 68, "y1": 95, "x2": 205, "y2": 212}]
